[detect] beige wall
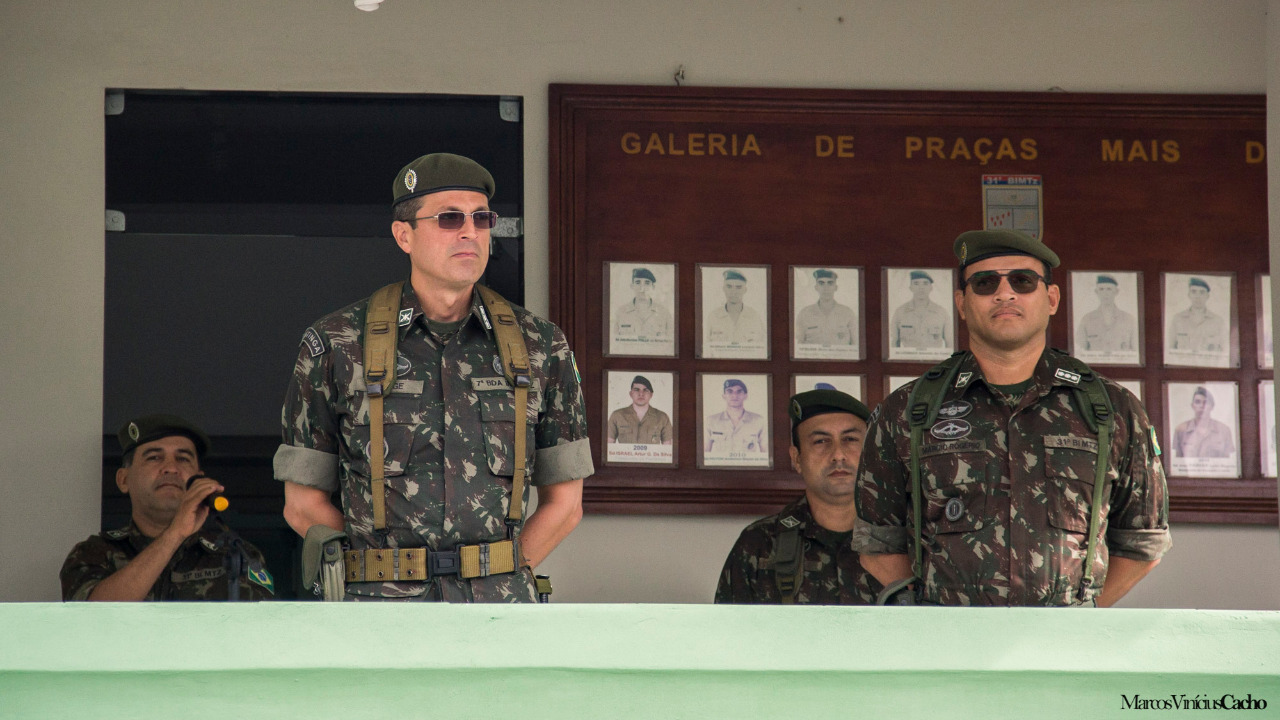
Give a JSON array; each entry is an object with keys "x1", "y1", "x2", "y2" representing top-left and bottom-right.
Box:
[{"x1": 1, "y1": 0, "x2": 1276, "y2": 606}]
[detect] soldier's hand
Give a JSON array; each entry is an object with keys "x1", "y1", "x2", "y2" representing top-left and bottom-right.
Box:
[{"x1": 163, "y1": 475, "x2": 223, "y2": 542}]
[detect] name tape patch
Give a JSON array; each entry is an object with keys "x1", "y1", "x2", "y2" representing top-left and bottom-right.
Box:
[
  {"x1": 1044, "y1": 435, "x2": 1099, "y2": 454},
  {"x1": 302, "y1": 327, "x2": 325, "y2": 358},
  {"x1": 473, "y1": 377, "x2": 512, "y2": 392},
  {"x1": 921, "y1": 440, "x2": 983, "y2": 457}
]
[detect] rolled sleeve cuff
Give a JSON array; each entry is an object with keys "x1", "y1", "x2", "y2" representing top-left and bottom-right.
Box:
[
  {"x1": 851, "y1": 523, "x2": 910, "y2": 555},
  {"x1": 274, "y1": 444, "x2": 339, "y2": 493},
  {"x1": 533, "y1": 438, "x2": 595, "y2": 486},
  {"x1": 1107, "y1": 527, "x2": 1173, "y2": 562}
]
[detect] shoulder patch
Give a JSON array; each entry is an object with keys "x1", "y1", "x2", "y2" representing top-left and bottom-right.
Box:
[
  {"x1": 248, "y1": 566, "x2": 275, "y2": 594},
  {"x1": 570, "y1": 351, "x2": 581, "y2": 383},
  {"x1": 1150, "y1": 427, "x2": 1162, "y2": 457},
  {"x1": 301, "y1": 327, "x2": 326, "y2": 358},
  {"x1": 779, "y1": 515, "x2": 800, "y2": 529},
  {"x1": 1054, "y1": 368, "x2": 1081, "y2": 385}
]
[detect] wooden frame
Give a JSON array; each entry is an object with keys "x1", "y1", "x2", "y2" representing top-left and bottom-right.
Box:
[{"x1": 550, "y1": 83, "x2": 1275, "y2": 523}]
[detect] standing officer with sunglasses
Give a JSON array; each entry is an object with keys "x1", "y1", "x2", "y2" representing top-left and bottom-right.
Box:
[
  {"x1": 275, "y1": 153, "x2": 593, "y2": 602},
  {"x1": 853, "y1": 229, "x2": 1170, "y2": 606}
]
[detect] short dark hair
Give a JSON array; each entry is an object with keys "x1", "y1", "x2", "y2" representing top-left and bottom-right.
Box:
[
  {"x1": 121, "y1": 449, "x2": 136, "y2": 468},
  {"x1": 392, "y1": 196, "x2": 426, "y2": 227}
]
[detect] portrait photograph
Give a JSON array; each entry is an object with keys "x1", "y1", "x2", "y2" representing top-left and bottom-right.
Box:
[
  {"x1": 1164, "y1": 381, "x2": 1241, "y2": 479},
  {"x1": 791, "y1": 374, "x2": 865, "y2": 401},
  {"x1": 697, "y1": 264, "x2": 770, "y2": 360},
  {"x1": 790, "y1": 265, "x2": 863, "y2": 360},
  {"x1": 603, "y1": 370, "x2": 677, "y2": 466},
  {"x1": 697, "y1": 372, "x2": 772, "y2": 469},
  {"x1": 1258, "y1": 274, "x2": 1272, "y2": 370},
  {"x1": 605, "y1": 261, "x2": 677, "y2": 357},
  {"x1": 1068, "y1": 270, "x2": 1143, "y2": 366},
  {"x1": 1260, "y1": 381, "x2": 1276, "y2": 478},
  {"x1": 1162, "y1": 272, "x2": 1235, "y2": 369},
  {"x1": 883, "y1": 267, "x2": 955, "y2": 362}
]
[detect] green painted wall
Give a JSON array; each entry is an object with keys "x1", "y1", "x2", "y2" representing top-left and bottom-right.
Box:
[{"x1": 3, "y1": 604, "x2": 1277, "y2": 719}]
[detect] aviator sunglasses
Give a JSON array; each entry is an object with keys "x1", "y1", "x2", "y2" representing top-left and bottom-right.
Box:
[
  {"x1": 961, "y1": 269, "x2": 1048, "y2": 296},
  {"x1": 413, "y1": 210, "x2": 500, "y2": 230}
]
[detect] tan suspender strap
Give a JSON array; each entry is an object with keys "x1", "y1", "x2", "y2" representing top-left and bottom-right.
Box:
[
  {"x1": 475, "y1": 285, "x2": 532, "y2": 527},
  {"x1": 364, "y1": 282, "x2": 404, "y2": 532}
]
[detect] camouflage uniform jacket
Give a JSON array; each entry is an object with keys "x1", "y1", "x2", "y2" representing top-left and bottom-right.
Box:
[
  {"x1": 715, "y1": 496, "x2": 881, "y2": 604},
  {"x1": 60, "y1": 520, "x2": 275, "y2": 601},
  {"x1": 274, "y1": 282, "x2": 593, "y2": 602},
  {"x1": 852, "y1": 349, "x2": 1172, "y2": 606}
]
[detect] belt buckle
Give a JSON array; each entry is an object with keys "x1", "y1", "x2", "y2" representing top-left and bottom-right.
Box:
[{"x1": 429, "y1": 548, "x2": 461, "y2": 577}]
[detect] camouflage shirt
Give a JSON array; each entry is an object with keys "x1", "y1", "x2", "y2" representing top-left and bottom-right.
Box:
[
  {"x1": 60, "y1": 520, "x2": 275, "y2": 601},
  {"x1": 852, "y1": 349, "x2": 1172, "y2": 606},
  {"x1": 275, "y1": 282, "x2": 593, "y2": 602},
  {"x1": 715, "y1": 495, "x2": 881, "y2": 605}
]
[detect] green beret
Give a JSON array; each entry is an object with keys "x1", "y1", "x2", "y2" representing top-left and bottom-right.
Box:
[
  {"x1": 788, "y1": 389, "x2": 870, "y2": 429},
  {"x1": 632, "y1": 268, "x2": 656, "y2": 283},
  {"x1": 813, "y1": 269, "x2": 837, "y2": 280},
  {"x1": 631, "y1": 375, "x2": 653, "y2": 392},
  {"x1": 392, "y1": 153, "x2": 495, "y2": 206},
  {"x1": 1189, "y1": 277, "x2": 1210, "y2": 291},
  {"x1": 954, "y1": 229, "x2": 1060, "y2": 270},
  {"x1": 723, "y1": 378, "x2": 747, "y2": 392},
  {"x1": 1096, "y1": 275, "x2": 1118, "y2": 286},
  {"x1": 909, "y1": 270, "x2": 934, "y2": 283},
  {"x1": 118, "y1": 414, "x2": 210, "y2": 459},
  {"x1": 723, "y1": 270, "x2": 747, "y2": 282}
]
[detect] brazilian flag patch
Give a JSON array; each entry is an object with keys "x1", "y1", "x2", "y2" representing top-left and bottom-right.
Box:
[
  {"x1": 1149, "y1": 427, "x2": 1162, "y2": 457},
  {"x1": 248, "y1": 566, "x2": 275, "y2": 595},
  {"x1": 570, "y1": 351, "x2": 581, "y2": 383}
]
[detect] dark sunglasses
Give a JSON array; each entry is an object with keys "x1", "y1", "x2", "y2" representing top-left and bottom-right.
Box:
[
  {"x1": 413, "y1": 210, "x2": 499, "y2": 230},
  {"x1": 962, "y1": 269, "x2": 1048, "y2": 296}
]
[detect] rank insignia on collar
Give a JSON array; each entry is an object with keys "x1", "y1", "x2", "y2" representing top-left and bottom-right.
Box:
[
  {"x1": 1054, "y1": 368, "x2": 1081, "y2": 384},
  {"x1": 398, "y1": 308, "x2": 413, "y2": 327},
  {"x1": 780, "y1": 516, "x2": 800, "y2": 529},
  {"x1": 956, "y1": 372, "x2": 973, "y2": 388}
]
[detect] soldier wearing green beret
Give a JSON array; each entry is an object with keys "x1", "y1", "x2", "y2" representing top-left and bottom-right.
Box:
[
  {"x1": 60, "y1": 415, "x2": 275, "y2": 601},
  {"x1": 276, "y1": 153, "x2": 594, "y2": 602},
  {"x1": 607, "y1": 375, "x2": 673, "y2": 446},
  {"x1": 706, "y1": 269, "x2": 765, "y2": 347},
  {"x1": 795, "y1": 269, "x2": 857, "y2": 348},
  {"x1": 854, "y1": 229, "x2": 1171, "y2": 606},
  {"x1": 1077, "y1": 274, "x2": 1138, "y2": 354},
  {"x1": 613, "y1": 266, "x2": 673, "y2": 343},
  {"x1": 1169, "y1": 276, "x2": 1227, "y2": 355},
  {"x1": 715, "y1": 390, "x2": 881, "y2": 604}
]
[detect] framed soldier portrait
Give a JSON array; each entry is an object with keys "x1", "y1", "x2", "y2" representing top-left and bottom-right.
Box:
[
  {"x1": 883, "y1": 267, "x2": 955, "y2": 362},
  {"x1": 1115, "y1": 378, "x2": 1144, "y2": 405},
  {"x1": 1068, "y1": 270, "x2": 1143, "y2": 366},
  {"x1": 790, "y1": 265, "x2": 863, "y2": 360},
  {"x1": 697, "y1": 372, "x2": 772, "y2": 469},
  {"x1": 1164, "y1": 381, "x2": 1241, "y2": 479},
  {"x1": 1258, "y1": 274, "x2": 1272, "y2": 370},
  {"x1": 602, "y1": 370, "x2": 677, "y2": 467},
  {"x1": 696, "y1": 264, "x2": 770, "y2": 360},
  {"x1": 604, "y1": 261, "x2": 677, "y2": 357},
  {"x1": 1162, "y1": 272, "x2": 1236, "y2": 369},
  {"x1": 791, "y1": 374, "x2": 865, "y2": 401},
  {"x1": 886, "y1": 375, "x2": 918, "y2": 395},
  {"x1": 1259, "y1": 380, "x2": 1276, "y2": 478}
]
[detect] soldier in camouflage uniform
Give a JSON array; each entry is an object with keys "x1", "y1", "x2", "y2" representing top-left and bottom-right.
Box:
[
  {"x1": 715, "y1": 390, "x2": 881, "y2": 604},
  {"x1": 853, "y1": 230, "x2": 1171, "y2": 606},
  {"x1": 61, "y1": 414, "x2": 275, "y2": 601},
  {"x1": 275, "y1": 153, "x2": 594, "y2": 602}
]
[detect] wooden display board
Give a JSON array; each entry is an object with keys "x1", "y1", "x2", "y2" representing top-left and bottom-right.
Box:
[{"x1": 550, "y1": 84, "x2": 1276, "y2": 524}]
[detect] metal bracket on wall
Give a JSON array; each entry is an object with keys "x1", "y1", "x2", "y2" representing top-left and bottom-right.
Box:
[
  {"x1": 493, "y1": 216, "x2": 523, "y2": 238},
  {"x1": 105, "y1": 91, "x2": 125, "y2": 116},
  {"x1": 105, "y1": 209, "x2": 126, "y2": 232},
  {"x1": 499, "y1": 96, "x2": 521, "y2": 123}
]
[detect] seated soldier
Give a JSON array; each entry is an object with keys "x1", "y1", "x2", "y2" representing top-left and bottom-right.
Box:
[
  {"x1": 714, "y1": 390, "x2": 882, "y2": 604},
  {"x1": 61, "y1": 414, "x2": 274, "y2": 601}
]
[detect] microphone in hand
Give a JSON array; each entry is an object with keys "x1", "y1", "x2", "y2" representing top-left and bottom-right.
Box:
[{"x1": 187, "y1": 473, "x2": 229, "y2": 512}]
